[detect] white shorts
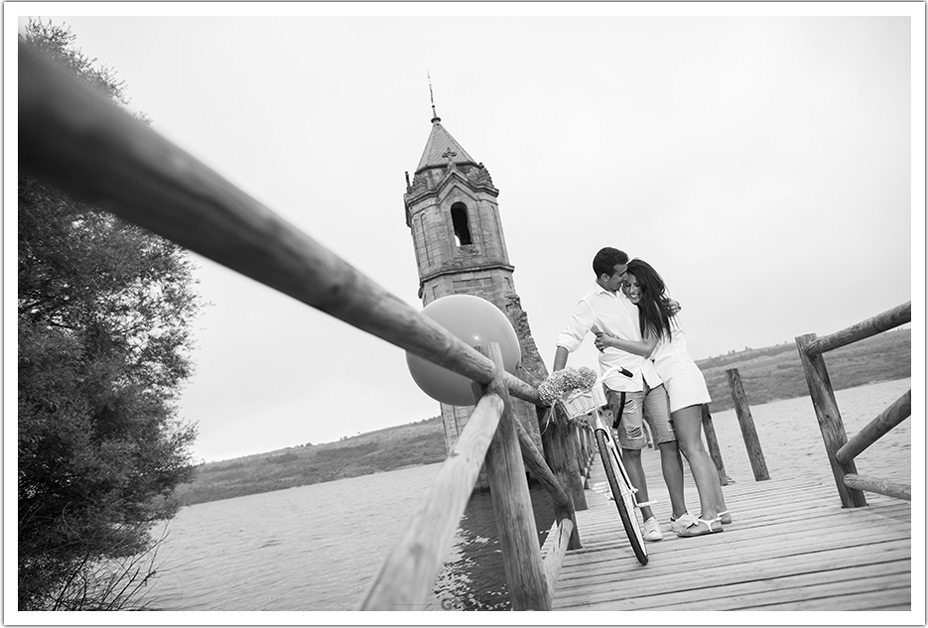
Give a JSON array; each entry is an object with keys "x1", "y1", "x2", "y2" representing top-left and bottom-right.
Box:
[{"x1": 659, "y1": 361, "x2": 711, "y2": 413}]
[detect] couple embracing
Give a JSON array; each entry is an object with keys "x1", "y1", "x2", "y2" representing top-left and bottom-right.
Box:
[{"x1": 552, "y1": 247, "x2": 730, "y2": 540}]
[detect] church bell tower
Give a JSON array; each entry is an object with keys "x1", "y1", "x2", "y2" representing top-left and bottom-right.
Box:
[{"x1": 404, "y1": 106, "x2": 548, "y2": 454}]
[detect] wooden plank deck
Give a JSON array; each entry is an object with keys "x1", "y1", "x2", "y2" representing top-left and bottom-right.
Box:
[{"x1": 552, "y1": 450, "x2": 911, "y2": 611}]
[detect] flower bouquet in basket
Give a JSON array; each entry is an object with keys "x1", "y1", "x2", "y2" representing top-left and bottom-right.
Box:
[{"x1": 538, "y1": 366, "x2": 605, "y2": 420}]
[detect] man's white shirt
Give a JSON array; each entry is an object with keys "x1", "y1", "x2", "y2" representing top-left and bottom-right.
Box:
[{"x1": 556, "y1": 283, "x2": 662, "y2": 393}]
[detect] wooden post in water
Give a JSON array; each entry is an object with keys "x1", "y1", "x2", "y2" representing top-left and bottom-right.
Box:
[
  {"x1": 725, "y1": 369, "x2": 769, "y2": 481},
  {"x1": 701, "y1": 405, "x2": 732, "y2": 485},
  {"x1": 795, "y1": 334, "x2": 867, "y2": 507},
  {"x1": 474, "y1": 343, "x2": 551, "y2": 611}
]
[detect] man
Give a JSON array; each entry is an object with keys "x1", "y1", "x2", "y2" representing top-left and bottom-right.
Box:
[{"x1": 552, "y1": 247, "x2": 694, "y2": 540}]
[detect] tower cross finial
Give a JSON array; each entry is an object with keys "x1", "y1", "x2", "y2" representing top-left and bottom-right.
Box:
[{"x1": 428, "y1": 70, "x2": 440, "y2": 122}]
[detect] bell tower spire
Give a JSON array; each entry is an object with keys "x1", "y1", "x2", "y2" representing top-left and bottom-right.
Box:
[{"x1": 428, "y1": 70, "x2": 439, "y2": 123}]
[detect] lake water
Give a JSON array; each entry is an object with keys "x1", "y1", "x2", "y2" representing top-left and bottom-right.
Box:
[
  {"x1": 146, "y1": 378, "x2": 912, "y2": 612},
  {"x1": 705, "y1": 377, "x2": 912, "y2": 486}
]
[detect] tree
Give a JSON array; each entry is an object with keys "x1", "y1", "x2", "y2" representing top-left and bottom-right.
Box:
[{"x1": 18, "y1": 19, "x2": 200, "y2": 610}]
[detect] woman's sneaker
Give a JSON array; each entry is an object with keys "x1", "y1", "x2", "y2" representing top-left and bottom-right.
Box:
[
  {"x1": 641, "y1": 516, "x2": 664, "y2": 541},
  {"x1": 670, "y1": 512, "x2": 697, "y2": 534}
]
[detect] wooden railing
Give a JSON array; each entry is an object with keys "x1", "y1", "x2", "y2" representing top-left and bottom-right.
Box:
[
  {"x1": 18, "y1": 42, "x2": 591, "y2": 611},
  {"x1": 795, "y1": 302, "x2": 912, "y2": 507}
]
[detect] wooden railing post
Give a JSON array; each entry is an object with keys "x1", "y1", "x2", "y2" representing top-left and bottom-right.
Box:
[
  {"x1": 587, "y1": 425, "x2": 595, "y2": 467},
  {"x1": 575, "y1": 422, "x2": 591, "y2": 488},
  {"x1": 584, "y1": 424, "x2": 594, "y2": 468},
  {"x1": 795, "y1": 334, "x2": 867, "y2": 507},
  {"x1": 536, "y1": 406, "x2": 582, "y2": 549},
  {"x1": 701, "y1": 405, "x2": 732, "y2": 485},
  {"x1": 566, "y1": 420, "x2": 588, "y2": 498},
  {"x1": 511, "y1": 417, "x2": 574, "y2": 512},
  {"x1": 475, "y1": 343, "x2": 551, "y2": 611},
  {"x1": 538, "y1": 406, "x2": 588, "y2": 513},
  {"x1": 561, "y1": 414, "x2": 588, "y2": 510},
  {"x1": 725, "y1": 369, "x2": 769, "y2": 481},
  {"x1": 569, "y1": 421, "x2": 585, "y2": 488}
]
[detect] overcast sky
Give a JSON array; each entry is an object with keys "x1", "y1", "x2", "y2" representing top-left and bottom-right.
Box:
[{"x1": 11, "y1": 3, "x2": 923, "y2": 463}]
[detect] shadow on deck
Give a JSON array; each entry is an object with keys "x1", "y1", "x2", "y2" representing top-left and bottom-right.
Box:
[{"x1": 552, "y1": 451, "x2": 911, "y2": 611}]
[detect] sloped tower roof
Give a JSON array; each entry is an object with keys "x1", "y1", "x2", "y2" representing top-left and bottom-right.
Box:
[{"x1": 414, "y1": 115, "x2": 478, "y2": 174}]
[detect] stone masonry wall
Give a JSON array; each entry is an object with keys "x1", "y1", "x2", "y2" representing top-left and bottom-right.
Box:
[{"x1": 412, "y1": 188, "x2": 509, "y2": 290}]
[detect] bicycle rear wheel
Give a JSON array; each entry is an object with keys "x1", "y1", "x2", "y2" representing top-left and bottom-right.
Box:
[{"x1": 595, "y1": 429, "x2": 648, "y2": 565}]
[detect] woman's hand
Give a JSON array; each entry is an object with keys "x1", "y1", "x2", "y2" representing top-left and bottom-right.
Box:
[
  {"x1": 593, "y1": 331, "x2": 613, "y2": 352},
  {"x1": 594, "y1": 330, "x2": 657, "y2": 357}
]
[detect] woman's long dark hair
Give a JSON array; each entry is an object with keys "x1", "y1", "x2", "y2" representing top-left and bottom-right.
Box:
[{"x1": 626, "y1": 259, "x2": 674, "y2": 342}]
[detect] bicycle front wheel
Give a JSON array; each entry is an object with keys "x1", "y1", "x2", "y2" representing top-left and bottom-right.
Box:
[{"x1": 595, "y1": 429, "x2": 648, "y2": 565}]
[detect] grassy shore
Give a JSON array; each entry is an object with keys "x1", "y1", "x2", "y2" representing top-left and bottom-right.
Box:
[
  {"x1": 174, "y1": 416, "x2": 448, "y2": 506},
  {"x1": 174, "y1": 328, "x2": 910, "y2": 506}
]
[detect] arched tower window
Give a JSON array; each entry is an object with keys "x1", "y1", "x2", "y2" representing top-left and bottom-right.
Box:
[{"x1": 451, "y1": 203, "x2": 473, "y2": 246}]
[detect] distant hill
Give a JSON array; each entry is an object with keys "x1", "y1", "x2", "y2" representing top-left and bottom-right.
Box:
[
  {"x1": 699, "y1": 327, "x2": 911, "y2": 414},
  {"x1": 174, "y1": 328, "x2": 910, "y2": 506},
  {"x1": 174, "y1": 416, "x2": 448, "y2": 506}
]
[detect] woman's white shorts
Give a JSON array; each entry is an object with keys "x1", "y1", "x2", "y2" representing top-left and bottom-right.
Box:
[{"x1": 660, "y1": 360, "x2": 711, "y2": 413}]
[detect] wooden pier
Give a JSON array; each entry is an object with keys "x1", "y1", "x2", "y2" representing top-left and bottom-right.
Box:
[{"x1": 552, "y1": 453, "x2": 912, "y2": 611}]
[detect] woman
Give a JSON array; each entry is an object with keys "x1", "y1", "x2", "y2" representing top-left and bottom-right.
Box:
[{"x1": 593, "y1": 258, "x2": 730, "y2": 537}]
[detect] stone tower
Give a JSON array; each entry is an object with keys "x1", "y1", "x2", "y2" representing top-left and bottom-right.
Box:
[{"x1": 404, "y1": 109, "x2": 548, "y2": 454}]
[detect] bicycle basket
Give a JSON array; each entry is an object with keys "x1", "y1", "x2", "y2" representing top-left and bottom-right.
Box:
[{"x1": 558, "y1": 384, "x2": 607, "y2": 419}]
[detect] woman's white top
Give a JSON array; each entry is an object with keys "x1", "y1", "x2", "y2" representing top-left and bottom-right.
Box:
[{"x1": 650, "y1": 317, "x2": 711, "y2": 413}]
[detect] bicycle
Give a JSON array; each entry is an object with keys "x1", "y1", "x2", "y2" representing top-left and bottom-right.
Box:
[{"x1": 557, "y1": 367, "x2": 649, "y2": 565}]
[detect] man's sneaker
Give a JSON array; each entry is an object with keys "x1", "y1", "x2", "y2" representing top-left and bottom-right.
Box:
[
  {"x1": 670, "y1": 512, "x2": 697, "y2": 534},
  {"x1": 641, "y1": 516, "x2": 663, "y2": 542}
]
